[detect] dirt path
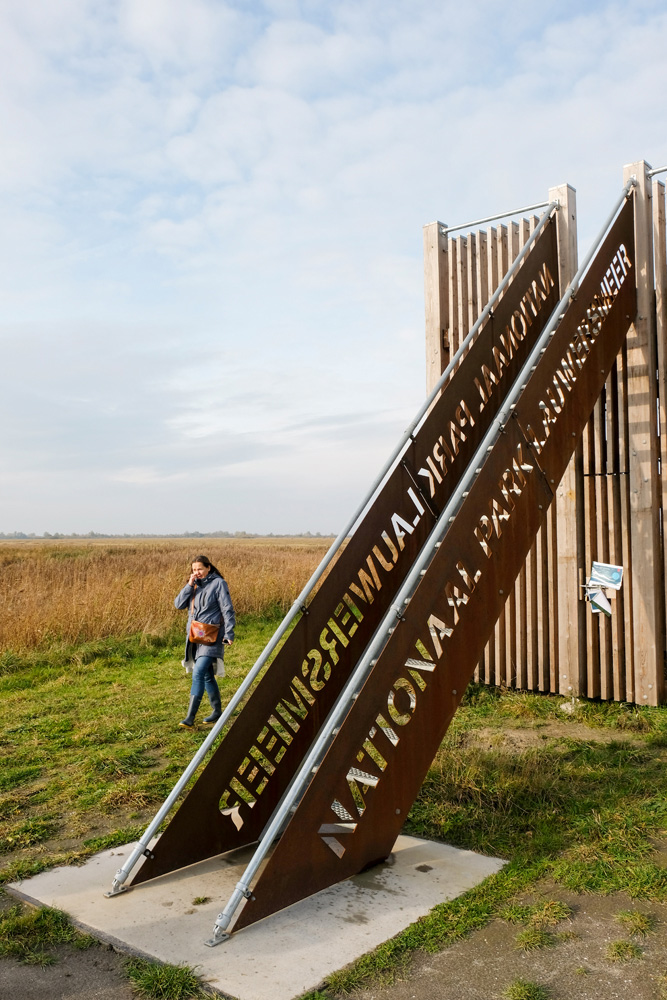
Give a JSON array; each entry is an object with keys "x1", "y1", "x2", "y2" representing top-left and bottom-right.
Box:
[{"x1": 0, "y1": 941, "x2": 135, "y2": 1000}]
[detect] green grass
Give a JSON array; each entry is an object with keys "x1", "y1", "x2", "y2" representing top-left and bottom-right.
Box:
[
  {"x1": 0, "y1": 904, "x2": 95, "y2": 965},
  {"x1": 0, "y1": 613, "x2": 280, "y2": 887},
  {"x1": 605, "y1": 939, "x2": 644, "y2": 962},
  {"x1": 499, "y1": 900, "x2": 573, "y2": 928},
  {"x1": 503, "y1": 900, "x2": 574, "y2": 951},
  {"x1": 615, "y1": 908, "x2": 657, "y2": 937},
  {"x1": 124, "y1": 957, "x2": 210, "y2": 998},
  {"x1": 502, "y1": 981, "x2": 551, "y2": 1000},
  {"x1": 1, "y1": 634, "x2": 666, "y2": 1000},
  {"x1": 514, "y1": 927, "x2": 555, "y2": 951}
]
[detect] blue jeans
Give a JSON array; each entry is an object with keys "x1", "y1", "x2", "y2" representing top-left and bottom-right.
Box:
[{"x1": 190, "y1": 655, "x2": 220, "y2": 706}]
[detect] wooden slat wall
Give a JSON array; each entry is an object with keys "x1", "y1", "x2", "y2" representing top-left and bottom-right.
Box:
[{"x1": 423, "y1": 163, "x2": 667, "y2": 705}]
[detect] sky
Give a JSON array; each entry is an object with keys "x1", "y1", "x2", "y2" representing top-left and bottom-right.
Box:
[{"x1": 1, "y1": 0, "x2": 666, "y2": 536}]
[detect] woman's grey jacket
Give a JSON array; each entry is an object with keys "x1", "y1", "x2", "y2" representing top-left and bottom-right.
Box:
[{"x1": 174, "y1": 572, "x2": 235, "y2": 662}]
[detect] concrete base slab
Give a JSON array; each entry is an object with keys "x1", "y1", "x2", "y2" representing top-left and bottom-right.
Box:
[{"x1": 9, "y1": 837, "x2": 504, "y2": 1000}]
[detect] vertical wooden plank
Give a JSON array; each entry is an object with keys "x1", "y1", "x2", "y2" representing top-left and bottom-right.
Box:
[
  {"x1": 423, "y1": 221, "x2": 449, "y2": 396},
  {"x1": 617, "y1": 339, "x2": 636, "y2": 703},
  {"x1": 528, "y1": 540, "x2": 539, "y2": 690},
  {"x1": 593, "y1": 391, "x2": 613, "y2": 699},
  {"x1": 456, "y1": 235, "x2": 469, "y2": 345},
  {"x1": 653, "y1": 179, "x2": 667, "y2": 705},
  {"x1": 547, "y1": 503, "x2": 559, "y2": 693},
  {"x1": 550, "y1": 184, "x2": 583, "y2": 698},
  {"x1": 511, "y1": 577, "x2": 520, "y2": 689},
  {"x1": 540, "y1": 522, "x2": 551, "y2": 691},
  {"x1": 496, "y1": 606, "x2": 506, "y2": 687},
  {"x1": 606, "y1": 361, "x2": 626, "y2": 701},
  {"x1": 583, "y1": 418, "x2": 601, "y2": 699},
  {"x1": 487, "y1": 227, "x2": 499, "y2": 302},
  {"x1": 509, "y1": 221, "x2": 520, "y2": 263},
  {"x1": 476, "y1": 231, "x2": 489, "y2": 312},
  {"x1": 466, "y1": 232, "x2": 478, "y2": 332},
  {"x1": 497, "y1": 224, "x2": 509, "y2": 281},
  {"x1": 507, "y1": 583, "x2": 517, "y2": 688},
  {"x1": 488, "y1": 629, "x2": 496, "y2": 688},
  {"x1": 518, "y1": 559, "x2": 528, "y2": 690},
  {"x1": 622, "y1": 161, "x2": 663, "y2": 706},
  {"x1": 448, "y1": 237, "x2": 460, "y2": 357}
]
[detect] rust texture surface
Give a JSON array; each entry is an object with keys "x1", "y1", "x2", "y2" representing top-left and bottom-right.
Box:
[{"x1": 232, "y1": 199, "x2": 636, "y2": 930}]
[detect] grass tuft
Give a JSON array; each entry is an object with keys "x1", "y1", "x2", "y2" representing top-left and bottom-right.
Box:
[
  {"x1": 124, "y1": 957, "x2": 209, "y2": 998},
  {"x1": 500, "y1": 900, "x2": 572, "y2": 930},
  {"x1": 0, "y1": 904, "x2": 94, "y2": 964},
  {"x1": 606, "y1": 939, "x2": 643, "y2": 962},
  {"x1": 502, "y1": 979, "x2": 551, "y2": 1000},
  {"x1": 530, "y1": 900, "x2": 573, "y2": 928},
  {"x1": 514, "y1": 927, "x2": 555, "y2": 951},
  {"x1": 615, "y1": 908, "x2": 657, "y2": 937}
]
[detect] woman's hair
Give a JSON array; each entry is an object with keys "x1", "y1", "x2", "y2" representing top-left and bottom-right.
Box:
[{"x1": 191, "y1": 554, "x2": 223, "y2": 577}]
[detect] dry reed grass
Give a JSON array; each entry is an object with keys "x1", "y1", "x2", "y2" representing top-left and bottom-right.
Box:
[{"x1": 0, "y1": 537, "x2": 331, "y2": 654}]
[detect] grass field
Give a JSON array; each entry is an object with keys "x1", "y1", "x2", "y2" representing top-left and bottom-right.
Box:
[
  {"x1": 1, "y1": 538, "x2": 666, "y2": 999},
  {"x1": 0, "y1": 536, "x2": 331, "y2": 655}
]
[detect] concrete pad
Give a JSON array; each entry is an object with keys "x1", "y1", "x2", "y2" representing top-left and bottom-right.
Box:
[{"x1": 9, "y1": 837, "x2": 504, "y2": 1000}]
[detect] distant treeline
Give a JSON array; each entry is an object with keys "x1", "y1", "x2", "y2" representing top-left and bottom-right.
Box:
[{"x1": 0, "y1": 531, "x2": 329, "y2": 540}]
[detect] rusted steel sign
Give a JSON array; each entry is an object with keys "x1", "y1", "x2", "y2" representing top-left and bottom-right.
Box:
[
  {"x1": 231, "y1": 198, "x2": 636, "y2": 930},
  {"x1": 132, "y1": 217, "x2": 560, "y2": 886}
]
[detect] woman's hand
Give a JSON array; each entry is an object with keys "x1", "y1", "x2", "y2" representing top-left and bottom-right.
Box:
[{"x1": 188, "y1": 572, "x2": 197, "y2": 587}]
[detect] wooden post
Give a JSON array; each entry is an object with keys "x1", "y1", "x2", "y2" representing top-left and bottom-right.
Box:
[
  {"x1": 549, "y1": 184, "x2": 582, "y2": 697},
  {"x1": 622, "y1": 161, "x2": 664, "y2": 706},
  {"x1": 424, "y1": 221, "x2": 449, "y2": 395},
  {"x1": 653, "y1": 178, "x2": 667, "y2": 705}
]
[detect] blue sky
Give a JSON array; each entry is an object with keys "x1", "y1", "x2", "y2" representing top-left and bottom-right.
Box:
[{"x1": 1, "y1": 0, "x2": 666, "y2": 534}]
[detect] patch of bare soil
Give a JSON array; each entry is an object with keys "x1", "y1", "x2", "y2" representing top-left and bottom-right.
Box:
[
  {"x1": 354, "y1": 887, "x2": 667, "y2": 1000},
  {"x1": 459, "y1": 719, "x2": 643, "y2": 753},
  {"x1": 0, "y1": 942, "x2": 135, "y2": 1000}
]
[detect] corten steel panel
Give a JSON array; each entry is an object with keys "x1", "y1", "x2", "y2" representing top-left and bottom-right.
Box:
[
  {"x1": 232, "y1": 198, "x2": 636, "y2": 931},
  {"x1": 131, "y1": 218, "x2": 560, "y2": 886},
  {"x1": 513, "y1": 200, "x2": 636, "y2": 489}
]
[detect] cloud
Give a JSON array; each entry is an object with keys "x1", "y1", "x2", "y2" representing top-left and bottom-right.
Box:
[{"x1": 0, "y1": 0, "x2": 666, "y2": 532}]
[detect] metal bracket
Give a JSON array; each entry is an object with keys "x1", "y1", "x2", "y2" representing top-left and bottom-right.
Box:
[
  {"x1": 204, "y1": 931, "x2": 230, "y2": 948},
  {"x1": 103, "y1": 884, "x2": 130, "y2": 898},
  {"x1": 143, "y1": 848, "x2": 155, "y2": 860}
]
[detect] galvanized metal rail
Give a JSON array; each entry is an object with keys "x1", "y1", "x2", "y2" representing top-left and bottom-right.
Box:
[{"x1": 205, "y1": 179, "x2": 636, "y2": 943}]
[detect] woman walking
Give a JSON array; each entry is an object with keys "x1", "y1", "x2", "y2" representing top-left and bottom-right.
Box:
[{"x1": 174, "y1": 554, "x2": 235, "y2": 729}]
